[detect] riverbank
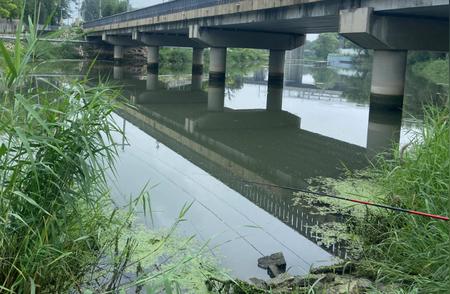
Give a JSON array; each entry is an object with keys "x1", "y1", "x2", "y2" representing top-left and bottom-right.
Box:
[{"x1": 290, "y1": 102, "x2": 449, "y2": 293}]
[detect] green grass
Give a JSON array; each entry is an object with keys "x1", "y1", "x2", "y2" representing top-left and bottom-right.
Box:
[
  {"x1": 412, "y1": 58, "x2": 449, "y2": 85},
  {"x1": 304, "y1": 104, "x2": 449, "y2": 292},
  {"x1": 354, "y1": 105, "x2": 449, "y2": 293}
]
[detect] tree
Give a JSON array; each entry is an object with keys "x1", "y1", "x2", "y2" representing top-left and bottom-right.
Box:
[
  {"x1": 24, "y1": 0, "x2": 74, "y2": 25},
  {"x1": 311, "y1": 33, "x2": 339, "y2": 60},
  {"x1": 81, "y1": 0, "x2": 129, "y2": 21},
  {"x1": 0, "y1": 0, "x2": 20, "y2": 19}
]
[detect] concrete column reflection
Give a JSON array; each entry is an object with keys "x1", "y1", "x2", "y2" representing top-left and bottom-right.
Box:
[
  {"x1": 208, "y1": 47, "x2": 227, "y2": 112},
  {"x1": 192, "y1": 48, "x2": 204, "y2": 90},
  {"x1": 113, "y1": 65, "x2": 124, "y2": 80},
  {"x1": 146, "y1": 46, "x2": 159, "y2": 90},
  {"x1": 113, "y1": 45, "x2": 124, "y2": 80},
  {"x1": 366, "y1": 106, "x2": 402, "y2": 157},
  {"x1": 267, "y1": 50, "x2": 286, "y2": 111}
]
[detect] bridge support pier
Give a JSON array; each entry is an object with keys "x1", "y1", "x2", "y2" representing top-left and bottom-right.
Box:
[
  {"x1": 147, "y1": 46, "x2": 159, "y2": 90},
  {"x1": 370, "y1": 50, "x2": 407, "y2": 111},
  {"x1": 114, "y1": 45, "x2": 123, "y2": 63},
  {"x1": 192, "y1": 48, "x2": 204, "y2": 91},
  {"x1": 267, "y1": 50, "x2": 286, "y2": 111},
  {"x1": 208, "y1": 47, "x2": 227, "y2": 112}
]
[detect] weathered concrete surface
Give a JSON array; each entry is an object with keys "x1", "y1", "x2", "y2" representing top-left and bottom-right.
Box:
[
  {"x1": 267, "y1": 50, "x2": 287, "y2": 111},
  {"x1": 208, "y1": 47, "x2": 227, "y2": 112},
  {"x1": 189, "y1": 25, "x2": 305, "y2": 50},
  {"x1": 340, "y1": 7, "x2": 448, "y2": 51},
  {"x1": 132, "y1": 31, "x2": 204, "y2": 48},
  {"x1": 192, "y1": 48, "x2": 205, "y2": 90},
  {"x1": 85, "y1": 0, "x2": 448, "y2": 52},
  {"x1": 370, "y1": 50, "x2": 407, "y2": 98}
]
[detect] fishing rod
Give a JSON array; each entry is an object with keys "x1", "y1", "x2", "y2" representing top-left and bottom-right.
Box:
[{"x1": 241, "y1": 180, "x2": 449, "y2": 221}]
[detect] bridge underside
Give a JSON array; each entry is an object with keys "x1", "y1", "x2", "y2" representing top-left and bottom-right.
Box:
[{"x1": 85, "y1": 0, "x2": 448, "y2": 115}]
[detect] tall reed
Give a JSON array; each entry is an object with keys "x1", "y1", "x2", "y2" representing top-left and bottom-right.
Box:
[
  {"x1": 356, "y1": 103, "x2": 449, "y2": 293},
  {"x1": 0, "y1": 15, "x2": 222, "y2": 293},
  {"x1": 0, "y1": 15, "x2": 129, "y2": 292}
]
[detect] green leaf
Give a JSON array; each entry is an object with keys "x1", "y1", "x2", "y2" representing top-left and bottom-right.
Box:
[
  {"x1": 0, "y1": 143, "x2": 7, "y2": 157},
  {"x1": 29, "y1": 278, "x2": 36, "y2": 294},
  {"x1": 0, "y1": 41, "x2": 17, "y2": 80}
]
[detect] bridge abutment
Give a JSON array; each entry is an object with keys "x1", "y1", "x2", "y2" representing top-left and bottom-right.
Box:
[
  {"x1": 370, "y1": 50, "x2": 407, "y2": 111},
  {"x1": 208, "y1": 47, "x2": 227, "y2": 112},
  {"x1": 192, "y1": 48, "x2": 204, "y2": 91},
  {"x1": 146, "y1": 46, "x2": 159, "y2": 90},
  {"x1": 267, "y1": 50, "x2": 286, "y2": 112}
]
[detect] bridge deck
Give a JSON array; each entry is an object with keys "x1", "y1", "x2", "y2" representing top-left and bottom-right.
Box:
[{"x1": 84, "y1": 0, "x2": 448, "y2": 36}]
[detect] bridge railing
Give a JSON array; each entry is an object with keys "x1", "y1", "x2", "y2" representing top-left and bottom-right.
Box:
[{"x1": 83, "y1": 0, "x2": 241, "y2": 29}]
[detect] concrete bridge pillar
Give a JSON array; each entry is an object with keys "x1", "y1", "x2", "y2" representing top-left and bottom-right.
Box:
[
  {"x1": 370, "y1": 50, "x2": 407, "y2": 111},
  {"x1": 192, "y1": 48, "x2": 204, "y2": 90},
  {"x1": 267, "y1": 50, "x2": 286, "y2": 111},
  {"x1": 114, "y1": 45, "x2": 124, "y2": 63},
  {"x1": 146, "y1": 46, "x2": 160, "y2": 90},
  {"x1": 208, "y1": 47, "x2": 227, "y2": 112}
]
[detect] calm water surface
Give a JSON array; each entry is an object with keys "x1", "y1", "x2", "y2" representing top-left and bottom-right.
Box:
[{"x1": 51, "y1": 56, "x2": 444, "y2": 280}]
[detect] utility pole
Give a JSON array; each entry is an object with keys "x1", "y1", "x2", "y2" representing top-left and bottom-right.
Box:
[{"x1": 99, "y1": 0, "x2": 103, "y2": 18}]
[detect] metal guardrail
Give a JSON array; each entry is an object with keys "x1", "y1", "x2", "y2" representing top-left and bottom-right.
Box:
[{"x1": 83, "y1": 0, "x2": 241, "y2": 29}]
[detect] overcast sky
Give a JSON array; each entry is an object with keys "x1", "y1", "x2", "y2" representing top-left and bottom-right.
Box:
[{"x1": 131, "y1": 0, "x2": 166, "y2": 8}]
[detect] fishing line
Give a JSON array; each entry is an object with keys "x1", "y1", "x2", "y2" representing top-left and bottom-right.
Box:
[{"x1": 241, "y1": 180, "x2": 449, "y2": 221}]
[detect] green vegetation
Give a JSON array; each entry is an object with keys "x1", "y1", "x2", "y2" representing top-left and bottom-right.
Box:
[
  {"x1": 296, "y1": 103, "x2": 449, "y2": 292},
  {"x1": 310, "y1": 33, "x2": 339, "y2": 60},
  {"x1": 226, "y1": 48, "x2": 268, "y2": 90},
  {"x1": 82, "y1": 0, "x2": 129, "y2": 21},
  {"x1": 0, "y1": 19, "x2": 224, "y2": 293},
  {"x1": 36, "y1": 26, "x2": 85, "y2": 59},
  {"x1": 412, "y1": 58, "x2": 449, "y2": 85},
  {"x1": 357, "y1": 105, "x2": 449, "y2": 293},
  {"x1": 0, "y1": 0, "x2": 20, "y2": 19},
  {"x1": 24, "y1": 0, "x2": 73, "y2": 25}
]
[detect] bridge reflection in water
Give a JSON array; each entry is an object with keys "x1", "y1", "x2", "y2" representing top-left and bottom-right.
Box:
[{"x1": 103, "y1": 64, "x2": 404, "y2": 278}]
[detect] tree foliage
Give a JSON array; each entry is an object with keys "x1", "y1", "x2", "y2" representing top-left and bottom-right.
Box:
[
  {"x1": 0, "y1": 0, "x2": 20, "y2": 19},
  {"x1": 23, "y1": 0, "x2": 73, "y2": 25},
  {"x1": 310, "y1": 33, "x2": 340, "y2": 60},
  {"x1": 82, "y1": 0, "x2": 129, "y2": 21}
]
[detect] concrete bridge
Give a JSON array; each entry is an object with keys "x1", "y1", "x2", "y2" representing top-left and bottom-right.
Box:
[{"x1": 84, "y1": 0, "x2": 448, "y2": 113}]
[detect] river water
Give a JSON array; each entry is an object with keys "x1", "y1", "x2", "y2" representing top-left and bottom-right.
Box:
[{"x1": 43, "y1": 55, "x2": 444, "y2": 280}]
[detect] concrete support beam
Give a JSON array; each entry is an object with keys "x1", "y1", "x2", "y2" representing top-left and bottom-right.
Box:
[
  {"x1": 370, "y1": 50, "x2": 407, "y2": 110},
  {"x1": 147, "y1": 46, "x2": 159, "y2": 90},
  {"x1": 267, "y1": 50, "x2": 286, "y2": 112},
  {"x1": 189, "y1": 25, "x2": 305, "y2": 50},
  {"x1": 208, "y1": 47, "x2": 227, "y2": 112},
  {"x1": 102, "y1": 32, "x2": 140, "y2": 47},
  {"x1": 132, "y1": 31, "x2": 205, "y2": 48},
  {"x1": 192, "y1": 48, "x2": 204, "y2": 90},
  {"x1": 339, "y1": 8, "x2": 449, "y2": 51}
]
